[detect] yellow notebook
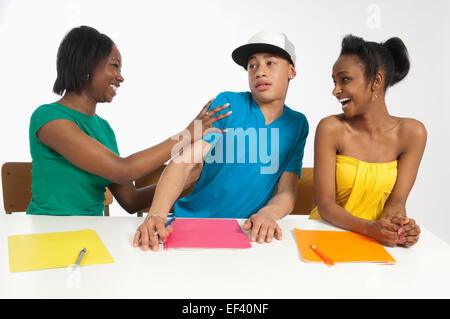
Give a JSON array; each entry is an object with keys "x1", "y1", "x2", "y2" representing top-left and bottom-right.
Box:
[
  {"x1": 8, "y1": 229, "x2": 114, "y2": 272},
  {"x1": 294, "y1": 228, "x2": 396, "y2": 264}
]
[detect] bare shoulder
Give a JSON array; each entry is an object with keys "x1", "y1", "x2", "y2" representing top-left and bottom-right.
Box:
[
  {"x1": 316, "y1": 114, "x2": 346, "y2": 135},
  {"x1": 397, "y1": 117, "x2": 427, "y2": 141}
]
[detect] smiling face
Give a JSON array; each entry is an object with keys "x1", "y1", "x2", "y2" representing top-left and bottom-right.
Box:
[
  {"x1": 247, "y1": 52, "x2": 296, "y2": 106},
  {"x1": 86, "y1": 45, "x2": 124, "y2": 103},
  {"x1": 332, "y1": 54, "x2": 375, "y2": 118}
]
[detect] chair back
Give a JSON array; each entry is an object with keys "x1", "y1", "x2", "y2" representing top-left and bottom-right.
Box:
[
  {"x1": 2, "y1": 162, "x2": 113, "y2": 215},
  {"x1": 2, "y1": 162, "x2": 32, "y2": 213},
  {"x1": 291, "y1": 167, "x2": 315, "y2": 215}
]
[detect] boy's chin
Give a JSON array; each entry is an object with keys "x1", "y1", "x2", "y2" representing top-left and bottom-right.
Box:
[{"x1": 251, "y1": 89, "x2": 284, "y2": 104}]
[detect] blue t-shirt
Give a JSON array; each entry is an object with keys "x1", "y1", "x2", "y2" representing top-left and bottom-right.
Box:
[{"x1": 173, "y1": 91, "x2": 309, "y2": 218}]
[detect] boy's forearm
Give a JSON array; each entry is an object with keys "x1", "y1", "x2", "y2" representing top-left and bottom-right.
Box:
[
  {"x1": 148, "y1": 161, "x2": 197, "y2": 217},
  {"x1": 148, "y1": 139, "x2": 209, "y2": 217},
  {"x1": 262, "y1": 191, "x2": 296, "y2": 219}
]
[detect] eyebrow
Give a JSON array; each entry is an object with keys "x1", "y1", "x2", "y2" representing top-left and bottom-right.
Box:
[
  {"x1": 111, "y1": 57, "x2": 121, "y2": 64},
  {"x1": 332, "y1": 70, "x2": 350, "y2": 79}
]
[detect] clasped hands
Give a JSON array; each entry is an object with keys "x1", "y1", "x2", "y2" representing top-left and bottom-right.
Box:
[{"x1": 368, "y1": 215, "x2": 421, "y2": 247}]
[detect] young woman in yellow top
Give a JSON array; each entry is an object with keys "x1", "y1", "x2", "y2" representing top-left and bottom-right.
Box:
[{"x1": 311, "y1": 35, "x2": 426, "y2": 247}]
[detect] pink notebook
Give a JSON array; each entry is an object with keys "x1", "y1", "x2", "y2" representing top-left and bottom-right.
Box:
[{"x1": 164, "y1": 218, "x2": 252, "y2": 249}]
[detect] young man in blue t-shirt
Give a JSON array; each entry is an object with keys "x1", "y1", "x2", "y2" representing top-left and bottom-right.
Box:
[{"x1": 134, "y1": 31, "x2": 309, "y2": 250}]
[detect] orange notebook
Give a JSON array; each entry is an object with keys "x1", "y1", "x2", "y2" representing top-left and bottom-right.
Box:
[{"x1": 294, "y1": 228, "x2": 396, "y2": 264}]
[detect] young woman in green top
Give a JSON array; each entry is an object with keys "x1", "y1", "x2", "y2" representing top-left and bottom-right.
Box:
[{"x1": 27, "y1": 26, "x2": 230, "y2": 216}]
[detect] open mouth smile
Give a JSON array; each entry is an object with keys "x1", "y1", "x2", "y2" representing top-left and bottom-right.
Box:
[
  {"x1": 339, "y1": 97, "x2": 351, "y2": 109},
  {"x1": 109, "y1": 83, "x2": 119, "y2": 94}
]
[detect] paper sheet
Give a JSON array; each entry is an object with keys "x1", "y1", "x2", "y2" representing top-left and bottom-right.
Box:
[
  {"x1": 164, "y1": 218, "x2": 251, "y2": 249},
  {"x1": 8, "y1": 229, "x2": 114, "y2": 272},
  {"x1": 294, "y1": 228, "x2": 396, "y2": 264}
]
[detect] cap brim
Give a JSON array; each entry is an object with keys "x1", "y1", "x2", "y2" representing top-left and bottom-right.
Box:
[{"x1": 231, "y1": 43, "x2": 294, "y2": 70}]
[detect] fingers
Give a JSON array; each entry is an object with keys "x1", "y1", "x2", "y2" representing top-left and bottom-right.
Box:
[
  {"x1": 243, "y1": 219, "x2": 252, "y2": 231},
  {"x1": 402, "y1": 218, "x2": 417, "y2": 233},
  {"x1": 391, "y1": 215, "x2": 409, "y2": 225},
  {"x1": 250, "y1": 221, "x2": 260, "y2": 243},
  {"x1": 209, "y1": 111, "x2": 233, "y2": 124},
  {"x1": 380, "y1": 218, "x2": 399, "y2": 233},
  {"x1": 401, "y1": 234, "x2": 420, "y2": 247},
  {"x1": 140, "y1": 225, "x2": 150, "y2": 251},
  {"x1": 133, "y1": 230, "x2": 141, "y2": 248},
  {"x1": 274, "y1": 225, "x2": 283, "y2": 240},
  {"x1": 155, "y1": 222, "x2": 168, "y2": 242},
  {"x1": 149, "y1": 230, "x2": 160, "y2": 251},
  {"x1": 379, "y1": 226, "x2": 398, "y2": 247},
  {"x1": 399, "y1": 233, "x2": 420, "y2": 247},
  {"x1": 134, "y1": 215, "x2": 168, "y2": 251},
  {"x1": 407, "y1": 223, "x2": 421, "y2": 236},
  {"x1": 246, "y1": 216, "x2": 281, "y2": 243},
  {"x1": 257, "y1": 225, "x2": 268, "y2": 244},
  {"x1": 399, "y1": 223, "x2": 421, "y2": 248},
  {"x1": 207, "y1": 103, "x2": 230, "y2": 117},
  {"x1": 199, "y1": 98, "x2": 215, "y2": 116},
  {"x1": 209, "y1": 110, "x2": 232, "y2": 124}
]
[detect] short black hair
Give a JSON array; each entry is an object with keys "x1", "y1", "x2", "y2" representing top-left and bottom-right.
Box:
[
  {"x1": 53, "y1": 26, "x2": 115, "y2": 95},
  {"x1": 340, "y1": 34, "x2": 410, "y2": 91}
]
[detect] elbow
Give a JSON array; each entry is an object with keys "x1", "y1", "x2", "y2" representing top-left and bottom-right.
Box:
[
  {"x1": 117, "y1": 198, "x2": 140, "y2": 215},
  {"x1": 316, "y1": 199, "x2": 335, "y2": 219},
  {"x1": 125, "y1": 207, "x2": 138, "y2": 215},
  {"x1": 109, "y1": 158, "x2": 138, "y2": 185}
]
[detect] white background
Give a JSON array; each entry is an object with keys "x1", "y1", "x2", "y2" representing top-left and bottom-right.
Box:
[{"x1": 1, "y1": 0, "x2": 449, "y2": 243}]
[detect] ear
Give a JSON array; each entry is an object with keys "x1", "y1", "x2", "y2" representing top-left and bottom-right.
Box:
[
  {"x1": 288, "y1": 64, "x2": 297, "y2": 80},
  {"x1": 371, "y1": 71, "x2": 384, "y2": 91}
]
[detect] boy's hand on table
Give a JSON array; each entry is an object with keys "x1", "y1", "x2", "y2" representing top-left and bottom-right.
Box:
[
  {"x1": 243, "y1": 209, "x2": 282, "y2": 244},
  {"x1": 133, "y1": 214, "x2": 173, "y2": 251}
]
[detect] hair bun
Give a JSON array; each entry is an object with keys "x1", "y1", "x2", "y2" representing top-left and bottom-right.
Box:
[{"x1": 382, "y1": 37, "x2": 410, "y2": 86}]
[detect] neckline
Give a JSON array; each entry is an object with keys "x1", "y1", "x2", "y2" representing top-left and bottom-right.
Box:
[
  {"x1": 250, "y1": 95, "x2": 286, "y2": 127},
  {"x1": 337, "y1": 154, "x2": 398, "y2": 165},
  {"x1": 53, "y1": 102, "x2": 97, "y2": 119}
]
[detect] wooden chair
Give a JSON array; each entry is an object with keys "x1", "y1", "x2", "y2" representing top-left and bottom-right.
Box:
[
  {"x1": 1, "y1": 162, "x2": 113, "y2": 216},
  {"x1": 134, "y1": 164, "x2": 195, "y2": 217},
  {"x1": 134, "y1": 165, "x2": 315, "y2": 216},
  {"x1": 291, "y1": 167, "x2": 315, "y2": 215}
]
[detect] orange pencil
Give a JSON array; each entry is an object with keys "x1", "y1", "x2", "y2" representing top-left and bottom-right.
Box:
[{"x1": 310, "y1": 244, "x2": 335, "y2": 266}]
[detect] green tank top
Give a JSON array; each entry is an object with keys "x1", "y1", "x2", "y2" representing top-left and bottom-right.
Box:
[{"x1": 27, "y1": 102, "x2": 119, "y2": 216}]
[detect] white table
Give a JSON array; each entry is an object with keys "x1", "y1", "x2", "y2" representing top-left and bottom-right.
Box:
[{"x1": 1, "y1": 214, "x2": 450, "y2": 299}]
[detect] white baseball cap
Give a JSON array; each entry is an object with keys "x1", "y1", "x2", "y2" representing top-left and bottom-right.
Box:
[{"x1": 232, "y1": 31, "x2": 296, "y2": 69}]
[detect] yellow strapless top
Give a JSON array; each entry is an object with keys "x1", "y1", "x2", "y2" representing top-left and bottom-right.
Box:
[{"x1": 310, "y1": 155, "x2": 398, "y2": 220}]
